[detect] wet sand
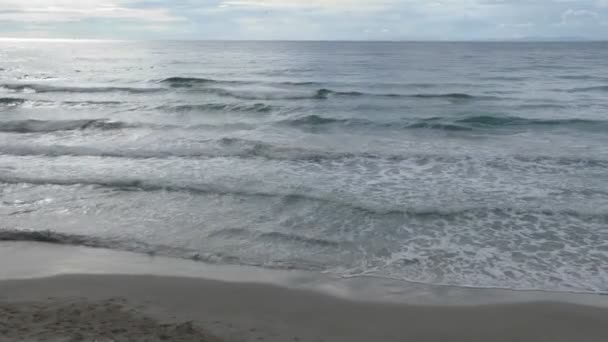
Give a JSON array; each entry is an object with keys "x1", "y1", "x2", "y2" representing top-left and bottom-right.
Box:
[{"x1": 1, "y1": 243, "x2": 607, "y2": 342}]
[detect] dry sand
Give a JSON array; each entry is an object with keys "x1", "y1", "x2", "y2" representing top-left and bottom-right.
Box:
[
  {"x1": 2, "y1": 274, "x2": 608, "y2": 342},
  {"x1": 0, "y1": 297, "x2": 220, "y2": 342}
]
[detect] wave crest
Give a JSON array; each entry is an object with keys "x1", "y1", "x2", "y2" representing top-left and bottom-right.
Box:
[
  {"x1": 1, "y1": 83, "x2": 163, "y2": 94},
  {"x1": 0, "y1": 119, "x2": 129, "y2": 133},
  {"x1": 160, "y1": 102, "x2": 276, "y2": 113},
  {"x1": 279, "y1": 114, "x2": 606, "y2": 132},
  {"x1": 568, "y1": 85, "x2": 608, "y2": 93},
  {"x1": 454, "y1": 115, "x2": 601, "y2": 127},
  {"x1": 0, "y1": 97, "x2": 26, "y2": 106}
]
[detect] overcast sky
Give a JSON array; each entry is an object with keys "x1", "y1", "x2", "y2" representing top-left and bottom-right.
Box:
[{"x1": 1, "y1": 0, "x2": 607, "y2": 40}]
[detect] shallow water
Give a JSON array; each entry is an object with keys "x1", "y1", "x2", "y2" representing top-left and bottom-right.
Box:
[{"x1": 1, "y1": 40, "x2": 607, "y2": 293}]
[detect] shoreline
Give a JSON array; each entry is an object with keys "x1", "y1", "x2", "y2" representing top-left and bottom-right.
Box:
[
  {"x1": 3, "y1": 274, "x2": 608, "y2": 342},
  {"x1": 2, "y1": 241, "x2": 608, "y2": 341},
  {"x1": 1, "y1": 241, "x2": 607, "y2": 307}
]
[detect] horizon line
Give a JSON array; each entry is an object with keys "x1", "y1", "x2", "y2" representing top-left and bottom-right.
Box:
[{"x1": 1, "y1": 37, "x2": 606, "y2": 43}]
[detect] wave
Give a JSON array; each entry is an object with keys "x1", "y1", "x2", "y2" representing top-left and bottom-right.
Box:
[
  {"x1": 277, "y1": 81, "x2": 324, "y2": 86},
  {"x1": 264, "y1": 89, "x2": 490, "y2": 101},
  {"x1": 281, "y1": 115, "x2": 471, "y2": 132},
  {"x1": 160, "y1": 102, "x2": 276, "y2": 113},
  {"x1": 258, "y1": 232, "x2": 341, "y2": 248},
  {"x1": 279, "y1": 114, "x2": 605, "y2": 131},
  {"x1": 567, "y1": 85, "x2": 608, "y2": 93},
  {"x1": 207, "y1": 228, "x2": 341, "y2": 248},
  {"x1": 285, "y1": 114, "x2": 349, "y2": 126},
  {"x1": 0, "y1": 228, "x2": 329, "y2": 271},
  {"x1": 158, "y1": 78, "x2": 490, "y2": 101},
  {"x1": 0, "y1": 97, "x2": 26, "y2": 106},
  {"x1": 3, "y1": 138, "x2": 608, "y2": 169},
  {"x1": 161, "y1": 76, "x2": 246, "y2": 87},
  {"x1": 0, "y1": 143, "x2": 602, "y2": 169},
  {"x1": 62, "y1": 100, "x2": 125, "y2": 106},
  {"x1": 0, "y1": 229, "x2": 209, "y2": 262},
  {"x1": 0, "y1": 119, "x2": 129, "y2": 133},
  {"x1": 1, "y1": 83, "x2": 163, "y2": 94},
  {"x1": 0, "y1": 175, "x2": 312, "y2": 200},
  {"x1": 160, "y1": 77, "x2": 487, "y2": 92},
  {"x1": 181, "y1": 87, "x2": 331, "y2": 101},
  {"x1": 0, "y1": 229, "x2": 143, "y2": 251},
  {"x1": 453, "y1": 115, "x2": 603, "y2": 127},
  {"x1": 0, "y1": 98, "x2": 126, "y2": 108},
  {"x1": 2, "y1": 174, "x2": 608, "y2": 222},
  {"x1": 410, "y1": 93, "x2": 477, "y2": 99},
  {"x1": 515, "y1": 103, "x2": 568, "y2": 110},
  {"x1": 162, "y1": 77, "x2": 327, "y2": 88},
  {"x1": 479, "y1": 76, "x2": 529, "y2": 81},
  {"x1": 317, "y1": 89, "x2": 486, "y2": 100},
  {"x1": 405, "y1": 122, "x2": 473, "y2": 131},
  {"x1": 556, "y1": 75, "x2": 606, "y2": 81},
  {"x1": 0, "y1": 140, "x2": 393, "y2": 161}
]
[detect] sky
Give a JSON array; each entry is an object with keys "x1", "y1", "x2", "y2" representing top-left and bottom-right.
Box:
[{"x1": 0, "y1": 0, "x2": 607, "y2": 40}]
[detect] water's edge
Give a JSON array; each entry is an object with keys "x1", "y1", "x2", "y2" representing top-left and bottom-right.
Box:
[{"x1": 1, "y1": 241, "x2": 607, "y2": 308}]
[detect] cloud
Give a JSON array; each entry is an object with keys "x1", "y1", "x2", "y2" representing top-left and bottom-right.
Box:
[
  {"x1": 561, "y1": 8, "x2": 599, "y2": 24},
  {"x1": 218, "y1": 0, "x2": 393, "y2": 11},
  {"x1": 1, "y1": 0, "x2": 607, "y2": 40},
  {"x1": 0, "y1": 0, "x2": 182, "y2": 23}
]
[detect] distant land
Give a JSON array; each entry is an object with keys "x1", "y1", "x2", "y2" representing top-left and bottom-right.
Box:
[{"x1": 493, "y1": 36, "x2": 596, "y2": 42}]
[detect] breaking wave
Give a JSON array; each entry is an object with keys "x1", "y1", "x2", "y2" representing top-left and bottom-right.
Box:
[
  {"x1": 279, "y1": 114, "x2": 606, "y2": 131},
  {"x1": 0, "y1": 97, "x2": 26, "y2": 106},
  {"x1": 159, "y1": 102, "x2": 276, "y2": 113},
  {"x1": 0, "y1": 119, "x2": 129, "y2": 133},
  {"x1": 1, "y1": 83, "x2": 163, "y2": 94}
]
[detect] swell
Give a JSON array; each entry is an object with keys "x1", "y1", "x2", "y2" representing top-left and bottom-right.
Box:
[
  {"x1": 1, "y1": 80, "x2": 493, "y2": 101},
  {"x1": 0, "y1": 229, "x2": 156, "y2": 254},
  {"x1": 62, "y1": 100, "x2": 125, "y2": 106},
  {"x1": 0, "y1": 229, "x2": 329, "y2": 271},
  {"x1": 453, "y1": 115, "x2": 603, "y2": 127},
  {"x1": 258, "y1": 232, "x2": 341, "y2": 248},
  {"x1": 161, "y1": 76, "x2": 488, "y2": 93},
  {"x1": 0, "y1": 98, "x2": 125, "y2": 108},
  {"x1": 163, "y1": 77, "x2": 328, "y2": 88},
  {"x1": 0, "y1": 119, "x2": 130, "y2": 133},
  {"x1": 207, "y1": 228, "x2": 342, "y2": 248},
  {"x1": 0, "y1": 176, "x2": 330, "y2": 206},
  {"x1": 279, "y1": 114, "x2": 606, "y2": 131},
  {"x1": 302, "y1": 89, "x2": 492, "y2": 100},
  {"x1": 159, "y1": 77, "x2": 491, "y2": 101},
  {"x1": 179, "y1": 87, "x2": 332, "y2": 101},
  {"x1": 1, "y1": 83, "x2": 163, "y2": 94},
  {"x1": 556, "y1": 75, "x2": 607, "y2": 81},
  {"x1": 2, "y1": 175, "x2": 608, "y2": 222},
  {"x1": 0, "y1": 229, "x2": 242, "y2": 266},
  {"x1": 159, "y1": 102, "x2": 276, "y2": 113},
  {"x1": 2, "y1": 140, "x2": 608, "y2": 168},
  {"x1": 0, "y1": 97, "x2": 26, "y2": 106},
  {"x1": 161, "y1": 76, "x2": 247, "y2": 86},
  {"x1": 301, "y1": 89, "x2": 487, "y2": 100},
  {"x1": 189, "y1": 88, "x2": 494, "y2": 101},
  {"x1": 567, "y1": 85, "x2": 608, "y2": 93}
]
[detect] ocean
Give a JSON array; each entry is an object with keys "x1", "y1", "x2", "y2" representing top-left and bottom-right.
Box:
[{"x1": 1, "y1": 40, "x2": 607, "y2": 294}]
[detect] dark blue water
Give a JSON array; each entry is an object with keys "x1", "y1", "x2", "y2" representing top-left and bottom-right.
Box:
[{"x1": 1, "y1": 40, "x2": 607, "y2": 293}]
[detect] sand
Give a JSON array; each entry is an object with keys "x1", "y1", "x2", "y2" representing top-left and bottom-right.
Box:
[
  {"x1": 1, "y1": 242, "x2": 608, "y2": 342},
  {"x1": 0, "y1": 298, "x2": 220, "y2": 342},
  {"x1": 1, "y1": 274, "x2": 608, "y2": 342}
]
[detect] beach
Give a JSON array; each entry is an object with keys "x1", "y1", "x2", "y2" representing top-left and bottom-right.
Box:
[{"x1": 1, "y1": 242, "x2": 608, "y2": 342}]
